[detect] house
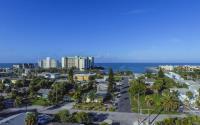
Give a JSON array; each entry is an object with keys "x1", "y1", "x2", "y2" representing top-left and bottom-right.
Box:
[
  {"x1": 143, "y1": 78, "x2": 155, "y2": 86},
  {"x1": 170, "y1": 88, "x2": 189, "y2": 102},
  {"x1": 0, "y1": 77, "x2": 21, "y2": 84},
  {"x1": 74, "y1": 73, "x2": 96, "y2": 81},
  {"x1": 85, "y1": 94, "x2": 103, "y2": 103},
  {"x1": 134, "y1": 73, "x2": 144, "y2": 79},
  {"x1": 11, "y1": 78, "x2": 22, "y2": 84},
  {"x1": 37, "y1": 89, "x2": 51, "y2": 98},
  {"x1": 97, "y1": 82, "x2": 108, "y2": 94},
  {"x1": 184, "y1": 80, "x2": 200, "y2": 97}
]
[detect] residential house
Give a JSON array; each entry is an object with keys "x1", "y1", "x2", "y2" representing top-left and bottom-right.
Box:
[{"x1": 37, "y1": 89, "x2": 51, "y2": 98}]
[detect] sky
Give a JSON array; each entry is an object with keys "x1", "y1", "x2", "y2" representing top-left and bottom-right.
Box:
[{"x1": 0, "y1": 0, "x2": 200, "y2": 63}]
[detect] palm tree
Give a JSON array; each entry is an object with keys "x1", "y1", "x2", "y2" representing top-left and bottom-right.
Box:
[
  {"x1": 145, "y1": 95, "x2": 154, "y2": 107},
  {"x1": 14, "y1": 96, "x2": 22, "y2": 107},
  {"x1": 25, "y1": 112, "x2": 37, "y2": 125},
  {"x1": 161, "y1": 94, "x2": 180, "y2": 112},
  {"x1": 88, "y1": 91, "x2": 96, "y2": 102},
  {"x1": 186, "y1": 91, "x2": 193, "y2": 100}
]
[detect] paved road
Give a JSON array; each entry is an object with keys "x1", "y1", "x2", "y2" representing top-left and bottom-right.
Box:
[
  {"x1": 117, "y1": 77, "x2": 131, "y2": 112},
  {"x1": 40, "y1": 108, "x2": 186, "y2": 125},
  {"x1": 0, "y1": 103, "x2": 187, "y2": 125}
]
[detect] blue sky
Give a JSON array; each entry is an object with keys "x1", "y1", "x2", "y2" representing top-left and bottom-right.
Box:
[{"x1": 0, "y1": 0, "x2": 200, "y2": 63}]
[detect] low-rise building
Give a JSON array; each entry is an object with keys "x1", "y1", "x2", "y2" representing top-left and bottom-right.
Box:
[
  {"x1": 170, "y1": 88, "x2": 190, "y2": 102},
  {"x1": 159, "y1": 65, "x2": 174, "y2": 71},
  {"x1": 37, "y1": 89, "x2": 51, "y2": 98},
  {"x1": 74, "y1": 73, "x2": 96, "y2": 81},
  {"x1": 13, "y1": 63, "x2": 35, "y2": 69},
  {"x1": 97, "y1": 82, "x2": 108, "y2": 94},
  {"x1": 134, "y1": 73, "x2": 144, "y2": 79},
  {"x1": 143, "y1": 78, "x2": 155, "y2": 86},
  {"x1": 165, "y1": 72, "x2": 183, "y2": 81},
  {"x1": 38, "y1": 73, "x2": 60, "y2": 79}
]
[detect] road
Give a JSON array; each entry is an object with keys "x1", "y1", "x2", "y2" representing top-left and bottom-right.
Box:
[
  {"x1": 40, "y1": 108, "x2": 186, "y2": 125},
  {"x1": 117, "y1": 77, "x2": 131, "y2": 112},
  {"x1": 0, "y1": 102, "x2": 187, "y2": 125}
]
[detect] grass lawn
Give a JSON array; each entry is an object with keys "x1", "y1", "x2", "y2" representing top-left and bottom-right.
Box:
[
  {"x1": 114, "y1": 76, "x2": 122, "y2": 82},
  {"x1": 73, "y1": 102, "x2": 115, "y2": 112},
  {"x1": 130, "y1": 94, "x2": 179, "y2": 114},
  {"x1": 31, "y1": 98, "x2": 50, "y2": 106}
]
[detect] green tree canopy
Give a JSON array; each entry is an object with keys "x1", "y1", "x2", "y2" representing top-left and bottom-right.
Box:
[
  {"x1": 186, "y1": 91, "x2": 193, "y2": 100},
  {"x1": 56, "y1": 110, "x2": 71, "y2": 123},
  {"x1": 108, "y1": 68, "x2": 115, "y2": 93},
  {"x1": 14, "y1": 96, "x2": 23, "y2": 107},
  {"x1": 73, "y1": 112, "x2": 90, "y2": 124},
  {"x1": 129, "y1": 80, "x2": 146, "y2": 96},
  {"x1": 68, "y1": 68, "x2": 74, "y2": 84},
  {"x1": 161, "y1": 93, "x2": 180, "y2": 112},
  {"x1": 25, "y1": 112, "x2": 37, "y2": 125},
  {"x1": 158, "y1": 69, "x2": 165, "y2": 78}
]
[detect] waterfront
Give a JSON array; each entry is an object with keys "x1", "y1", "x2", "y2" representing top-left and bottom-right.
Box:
[
  {"x1": 1, "y1": 63, "x2": 200, "y2": 73},
  {"x1": 96, "y1": 63, "x2": 200, "y2": 73}
]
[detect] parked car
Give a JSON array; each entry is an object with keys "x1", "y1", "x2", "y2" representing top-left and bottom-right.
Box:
[{"x1": 38, "y1": 114, "x2": 53, "y2": 125}]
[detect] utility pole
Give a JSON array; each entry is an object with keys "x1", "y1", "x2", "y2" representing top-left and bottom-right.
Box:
[
  {"x1": 23, "y1": 79, "x2": 27, "y2": 112},
  {"x1": 138, "y1": 92, "x2": 140, "y2": 125},
  {"x1": 56, "y1": 85, "x2": 58, "y2": 104},
  {"x1": 148, "y1": 109, "x2": 150, "y2": 125}
]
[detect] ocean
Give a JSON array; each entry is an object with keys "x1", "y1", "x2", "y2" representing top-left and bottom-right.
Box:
[
  {"x1": 95, "y1": 63, "x2": 200, "y2": 73},
  {"x1": 1, "y1": 63, "x2": 200, "y2": 73}
]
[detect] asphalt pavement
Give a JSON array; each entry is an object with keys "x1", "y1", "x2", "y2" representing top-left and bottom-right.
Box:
[{"x1": 117, "y1": 77, "x2": 132, "y2": 112}]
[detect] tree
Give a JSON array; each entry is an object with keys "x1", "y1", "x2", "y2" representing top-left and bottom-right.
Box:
[
  {"x1": 108, "y1": 68, "x2": 114, "y2": 93},
  {"x1": 145, "y1": 95, "x2": 154, "y2": 107},
  {"x1": 29, "y1": 78, "x2": 41, "y2": 98},
  {"x1": 186, "y1": 91, "x2": 193, "y2": 100},
  {"x1": 73, "y1": 91, "x2": 81, "y2": 102},
  {"x1": 48, "y1": 82, "x2": 67, "y2": 104},
  {"x1": 88, "y1": 91, "x2": 96, "y2": 102},
  {"x1": 68, "y1": 68, "x2": 74, "y2": 84},
  {"x1": 161, "y1": 94, "x2": 180, "y2": 112},
  {"x1": 152, "y1": 79, "x2": 164, "y2": 93},
  {"x1": 3, "y1": 79, "x2": 11, "y2": 84},
  {"x1": 198, "y1": 88, "x2": 200, "y2": 96},
  {"x1": 56, "y1": 110, "x2": 71, "y2": 123},
  {"x1": 14, "y1": 96, "x2": 22, "y2": 107},
  {"x1": 129, "y1": 80, "x2": 146, "y2": 96},
  {"x1": 73, "y1": 112, "x2": 90, "y2": 124},
  {"x1": 25, "y1": 112, "x2": 37, "y2": 125},
  {"x1": 10, "y1": 90, "x2": 18, "y2": 99},
  {"x1": 14, "y1": 80, "x2": 23, "y2": 88},
  {"x1": 0, "y1": 81, "x2": 5, "y2": 93},
  {"x1": 196, "y1": 96, "x2": 200, "y2": 107},
  {"x1": 158, "y1": 69, "x2": 165, "y2": 78}
]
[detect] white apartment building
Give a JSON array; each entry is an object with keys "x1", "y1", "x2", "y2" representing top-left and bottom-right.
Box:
[
  {"x1": 61, "y1": 56, "x2": 94, "y2": 70},
  {"x1": 38, "y1": 57, "x2": 58, "y2": 69}
]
